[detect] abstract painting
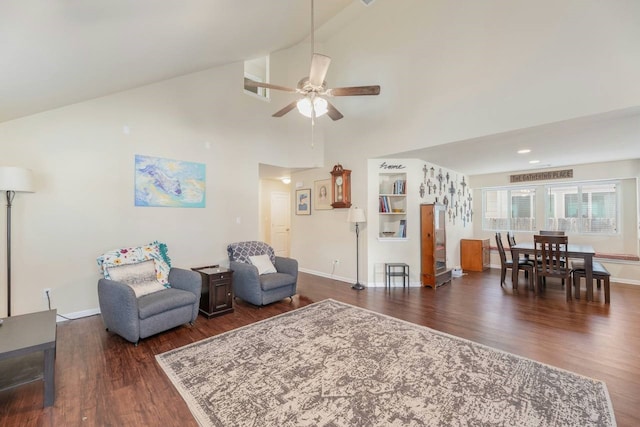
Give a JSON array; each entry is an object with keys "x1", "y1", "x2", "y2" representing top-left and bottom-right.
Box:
[{"x1": 135, "y1": 155, "x2": 205, "y2": 208}]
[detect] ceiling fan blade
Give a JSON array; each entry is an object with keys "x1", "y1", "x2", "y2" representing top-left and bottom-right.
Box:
[
  {"x1": 272, "y1": 101, "x2": 298, "y2": 117},
  {"x1": 326, "y1": 101, "x2": 344, "y2": 121},
  {"x1": 244, "y1": 79, "x2": 297, "y2": 93},
  {"x1": 308, "y1": 54, "x2": 331, "y2": 87},
  {"x1": 327, "y1": 85, "x2": 381, "y2": 96}
]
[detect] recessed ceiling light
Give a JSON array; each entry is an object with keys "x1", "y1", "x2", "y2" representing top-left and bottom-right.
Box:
[
  {"x1": 517, "y1": 149, "x2": 531, "y2": 154},
  {"x1": 529, "y1": 160, "x2": 540, "y2": 164},
  {"x1": 281, "y1": 177, "x2": 291, "y2": 184}
]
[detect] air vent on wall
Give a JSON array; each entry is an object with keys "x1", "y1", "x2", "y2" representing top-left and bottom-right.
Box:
[{"x1": 361, "y1": 0, "x2": 376, "y2": 5}]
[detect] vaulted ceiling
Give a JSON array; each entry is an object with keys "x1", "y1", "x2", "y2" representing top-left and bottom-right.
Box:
[
  {"x1": 0, "y1": 0, "x2": 352, "y2": 123},
  {"x1": 2, "y1": 0, "x2": 639, "y2": 177}
]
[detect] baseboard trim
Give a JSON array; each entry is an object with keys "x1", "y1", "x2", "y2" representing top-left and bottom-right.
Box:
[
  {"x1": 299, "y1": 268, "x2": 422, "y2": 288},
  {"x1": 56, "y1": 307, "x2": 100, "y2": 322}
]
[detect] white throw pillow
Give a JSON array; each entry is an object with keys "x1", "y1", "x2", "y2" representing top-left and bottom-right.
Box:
[
  {"x1": 106, "y1": 259, "x2": 166, "y2": 297},
  {"x1": 249, "y1": 254, "x2": 277, "y2": 275}
]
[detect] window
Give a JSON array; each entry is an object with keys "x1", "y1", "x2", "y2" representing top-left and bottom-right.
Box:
[
  {"x1": 482, "y1": 187, "x2": 536, "y2": 231},
  {"x1": 545, "y1": 181, "x2": 618, "y2": 234},
  {"x1": 244, "y1": 56, "x2": 269, "y2": 99}
]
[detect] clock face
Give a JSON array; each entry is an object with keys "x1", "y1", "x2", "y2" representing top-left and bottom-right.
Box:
[{"x1": 336, "y1": 177, "x2": 343, "y2": 186}]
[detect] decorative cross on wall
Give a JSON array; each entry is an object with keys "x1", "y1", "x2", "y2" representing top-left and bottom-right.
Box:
[
  {"x1": 437, "y1": 168, "x2": 444, "y2": 194},
  {"x1": 426, "y1": 179, "x2": 432, "y2": 194},
  {"x1": 419, "y1": 182, "x2": 425, "y2": 198},
  {"x1": 460, "y1": 176, "x2": 467, "y2": 195},
  {"x1": 422, "y1": 164, "x2": 428, "y2": 184}
]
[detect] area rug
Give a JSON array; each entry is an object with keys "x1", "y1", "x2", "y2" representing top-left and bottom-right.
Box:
[{"x1": 156, "y1": 299, "x2": 616, "y2": 427}]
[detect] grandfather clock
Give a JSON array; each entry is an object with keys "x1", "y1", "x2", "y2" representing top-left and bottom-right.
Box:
[{"x1": 330, "y1": 164, "x2": 352, "y2": 209}]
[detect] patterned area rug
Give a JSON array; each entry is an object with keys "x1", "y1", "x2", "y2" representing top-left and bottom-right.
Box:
[{"x1": 156, "y1": 299, "x2": 616, "y2": 427}]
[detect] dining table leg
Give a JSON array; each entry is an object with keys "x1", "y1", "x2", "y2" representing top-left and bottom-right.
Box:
[
  {"x1": 585, "y1": 254, "x2": 594, "y2": 302},
  {"x1": 511, "y1": 248, "x2": 520, "y2": 291}
]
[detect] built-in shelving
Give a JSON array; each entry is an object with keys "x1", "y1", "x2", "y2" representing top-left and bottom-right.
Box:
[{"x1": 378, "y1": 172, "x2": 407, "y2": 239}]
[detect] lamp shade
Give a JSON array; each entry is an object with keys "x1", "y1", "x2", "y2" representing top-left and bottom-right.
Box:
[
  {"x1": 296, "y1": 97, "x2": 328, "y2": 118},
  {"x1": 347, "y1": 206, "x2": 366, "y2": 223},
  {"x1": 0, "y1": 167, "x2": 35, "y2": 192}
]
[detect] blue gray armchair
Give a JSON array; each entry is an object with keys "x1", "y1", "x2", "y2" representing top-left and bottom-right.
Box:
[
  {"x1": 98, "y1": 268, "x2": 201, "y2": 344},
  {"x1": 227, "y1": 241, "x2": 298, "y2": 306}
]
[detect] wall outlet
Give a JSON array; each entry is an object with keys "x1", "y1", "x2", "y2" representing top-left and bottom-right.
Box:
[{"x1": 43, "y1": 288, "x2": 51, "y2": 299}]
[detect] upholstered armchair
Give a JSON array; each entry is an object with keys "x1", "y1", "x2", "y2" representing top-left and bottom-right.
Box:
[
  {"x1": 96, "y1": 242, "x2": 201, "y2": 345},
  {"x1": 227, "y1": 241, "x2": 298, "y2": 306}
]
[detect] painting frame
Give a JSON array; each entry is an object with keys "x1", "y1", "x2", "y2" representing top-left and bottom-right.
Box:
[
  {"x1": 314, "y1": 179, "x2": 333, "y2": 210},
  {"x1": 134, "y1": 154, "x2": 206, "y2": 208},
  {"x1": 295, "y1": 188, "x2": 311, "y2": 215}
]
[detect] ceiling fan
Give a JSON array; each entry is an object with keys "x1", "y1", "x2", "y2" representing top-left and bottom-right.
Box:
[{"x1": 244, "y1": 0, "x2": 380, "y2": 122}]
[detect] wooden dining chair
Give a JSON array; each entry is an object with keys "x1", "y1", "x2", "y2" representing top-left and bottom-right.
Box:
[
  {"x1": 496, "y1": 232, "x2": 534, "y2": 291},
  {"x1": 506, "y1": 231, "x2": 532, "y2": 279},
  {"x1": 534, "y1": 234, "x2": 571, "y2": 301}
]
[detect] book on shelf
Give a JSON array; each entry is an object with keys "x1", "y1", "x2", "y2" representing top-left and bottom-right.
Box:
[
  {"x1": 398, "y1": 219, "x2": 407, "y2": 238},
  {"x1": 379, "y1": 196, "x2": 391, "y2": 213},
  {"x1": 393, "y1": 179, "x2": 406, "y2": 194}
]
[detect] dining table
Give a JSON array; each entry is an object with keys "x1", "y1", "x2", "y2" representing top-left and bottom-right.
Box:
[{"x1": 511, "y1": 242, "x2": 596, "y2": 301}]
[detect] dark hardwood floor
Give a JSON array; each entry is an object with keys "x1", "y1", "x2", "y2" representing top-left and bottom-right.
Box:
[{"x1": 2, "y1": 269, "x2": 639, "y2": 426}]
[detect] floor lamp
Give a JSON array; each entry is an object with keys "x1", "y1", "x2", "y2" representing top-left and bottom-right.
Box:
[
  {"x1": 0, "y1": 167, "x2": 35, "y2": 317},
  {"x1": 347, "y1": 207, "x2": 366, "y2": 290}
]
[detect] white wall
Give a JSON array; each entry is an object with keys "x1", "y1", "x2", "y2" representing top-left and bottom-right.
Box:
[
  {"x1": 366, "y1": 159, "x2": 474, "y2": 286},
  {"x1": 0, "y1": 62, "x2": 321, "y2": 317},
  {"x1": 287, "y1": 0, "x2": 640, "y2": 287}
]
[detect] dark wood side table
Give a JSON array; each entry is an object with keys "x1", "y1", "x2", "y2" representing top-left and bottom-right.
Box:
[
  {"x1": 0, "y1": 309, "x2": 57, "y2": 407},
  {"x1": 191, "y1": 266, "x2": 234, "y2": 318}
]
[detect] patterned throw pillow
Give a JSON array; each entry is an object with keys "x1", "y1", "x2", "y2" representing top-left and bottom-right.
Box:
[
  {"x1": 97, "y1": 241, "x2": 172, "y2": 286},
  {"x1": 106, "y1": 260, "x2": 166, "y2": 297}
]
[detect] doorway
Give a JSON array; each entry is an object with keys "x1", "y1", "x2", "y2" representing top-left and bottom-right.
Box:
[{"x1": 270, "y1": 191, "x2": 291, "y2": 257}]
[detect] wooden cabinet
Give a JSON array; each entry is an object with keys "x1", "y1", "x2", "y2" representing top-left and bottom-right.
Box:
[
  {"x1": 191, "y1": 266, "x2": 234, "y2": 318},
  {"x1": 420, "y1": 203, "x2": 452, "y2": 288},
  {"x1": 460, "y1": 239, "x2": 490, "y2": 272}
]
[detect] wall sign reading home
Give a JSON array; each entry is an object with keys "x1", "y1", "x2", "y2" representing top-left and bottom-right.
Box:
[{"x1": 379, "y1": 162, "x2": 406, "y2": 170}]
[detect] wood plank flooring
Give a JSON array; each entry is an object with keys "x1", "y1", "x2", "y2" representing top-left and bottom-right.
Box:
[{"x1": 1, "y1": 269, "x2": 639, "y2": 426}]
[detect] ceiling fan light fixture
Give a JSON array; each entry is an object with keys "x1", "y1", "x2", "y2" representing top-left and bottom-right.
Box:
[{"x1": 296, "y1": 97, "x2": 328, "y2": 118}]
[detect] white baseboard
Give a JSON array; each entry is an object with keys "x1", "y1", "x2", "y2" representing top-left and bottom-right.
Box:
[
  {"x1": 299, "y1": 268, "x2": 421, "y2": 287},
  {"x1": 56, "y1": 307, "x2": 100, "y2": 322}
]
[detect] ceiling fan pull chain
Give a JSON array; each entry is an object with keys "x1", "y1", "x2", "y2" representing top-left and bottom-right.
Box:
[{"x1": 310, "y1": 0, "x2": 315, "y2": 58}]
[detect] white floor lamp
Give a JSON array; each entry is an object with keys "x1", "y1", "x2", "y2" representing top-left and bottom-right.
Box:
[
  {"x1": 0, "y1": 167, "x2": 35, "y2": 317},
  {"x1": 347, "y1": 207, "x2": 366, "y2": 290}
]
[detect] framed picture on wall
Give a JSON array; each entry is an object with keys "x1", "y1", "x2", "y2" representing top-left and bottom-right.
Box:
[
  {"x1": 296, "y1": 189, "x2": 311, "y2": 215},
  {"x1": 314, "y1": 179, "x2": 333, "y2": 210}
]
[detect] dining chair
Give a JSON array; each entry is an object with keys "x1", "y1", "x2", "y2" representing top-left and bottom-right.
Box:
[
  {"x1": 496, "y1": 232, "x2": 534, "y2": 291},
  {"x1": 533, "y1": 234, "x2": 571, "y2": 301},
  {"x1": 506, "y1": 231, "x2": 532, "y2": 279}
]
